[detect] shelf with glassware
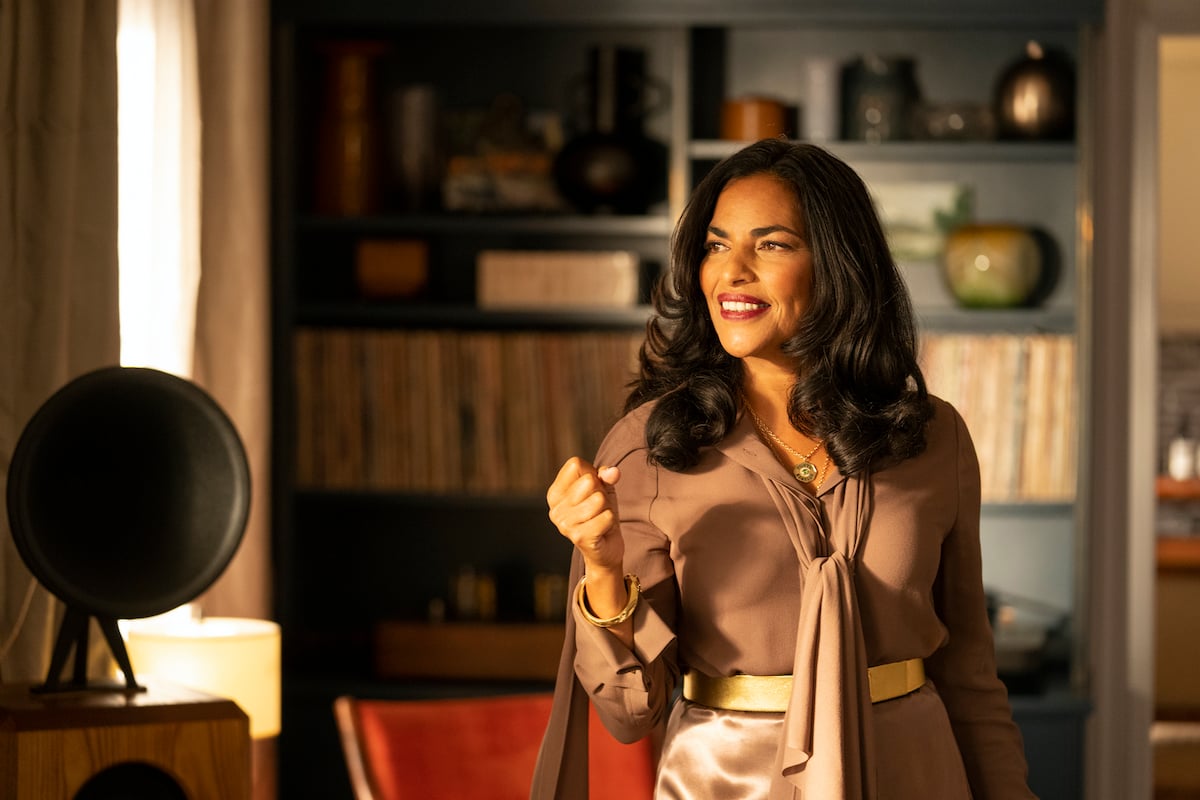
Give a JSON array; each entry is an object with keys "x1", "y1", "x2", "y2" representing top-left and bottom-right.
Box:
[{"x1": 284, "y1": 21, "x2": 684, "y2": 230}]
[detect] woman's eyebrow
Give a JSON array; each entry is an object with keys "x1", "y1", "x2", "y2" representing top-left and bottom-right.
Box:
[
  {"x1": 751, "y1": 225, "x2": 801, "y2": 237},
  {"x1": 707, "y1": 224, "x2": 801, "y2": 238}
]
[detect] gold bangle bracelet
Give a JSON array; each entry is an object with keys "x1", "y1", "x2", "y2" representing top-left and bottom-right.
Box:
[{"x1": 576, "y1": 573, "x2": 641, "y2": 628}]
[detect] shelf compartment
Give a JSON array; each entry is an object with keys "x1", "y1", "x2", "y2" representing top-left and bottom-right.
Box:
[
  {"x1": 296, "y1": 213, "x2": 674, "y2": 237},
  {"x1": 916, "y1": 307, "x2": 1075, "y2": 334},
  {"x1": 295, "y1": 302, "x2": 654, "y2": 330},
  {"x1": 689, "y1": 139, "x2": 1078, "y2": 164},
  {"x1": 373, "y1": 622, "x2": 564, "y2": 681}
]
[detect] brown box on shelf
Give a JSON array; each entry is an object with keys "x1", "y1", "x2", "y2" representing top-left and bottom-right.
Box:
[
  {"x1": 374, "y1": 621, "x2": 564, "y2": 681},
  {"x1": 476, "y1": 249, "x2": 640, "y2": 310},
  {"x1": 355, "y1": 239, "x2": 429, "y2": 299}
]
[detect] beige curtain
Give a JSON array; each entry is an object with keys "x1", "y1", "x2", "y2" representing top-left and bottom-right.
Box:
[
  {"x1": 0, "y1": 0, "x2": 121, "y2": 682},
  {"x1": 190, "y1": 0, "x2": 272, "y2": 621}
]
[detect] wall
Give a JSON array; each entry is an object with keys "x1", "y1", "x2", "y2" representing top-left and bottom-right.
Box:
[{"x1": 1158, "y1": 37, "x2": 1200, "y2": 334}]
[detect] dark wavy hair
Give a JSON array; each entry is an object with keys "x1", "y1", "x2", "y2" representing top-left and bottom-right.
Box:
[{"x1": 626, "y1": 138, "x2": 933, "y2": 476}]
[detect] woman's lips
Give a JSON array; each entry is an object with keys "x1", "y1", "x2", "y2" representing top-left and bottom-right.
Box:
[{"x1": 717, "y1": 293, "x2": 770, "y2": 320}]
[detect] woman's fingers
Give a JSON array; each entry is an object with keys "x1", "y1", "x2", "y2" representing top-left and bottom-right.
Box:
[
  {"x1": 546, "y1": 458, "x2": 624, "y2": 570},
  {"x1": 597, "y1": 465, "x2": 620, "y2": 485},
  {"x1": 548, "y1": 472, "x2": 611, "y2": 533},
  {"x1": 546, "y1": 456, "x2": 594, "y2": 507}
]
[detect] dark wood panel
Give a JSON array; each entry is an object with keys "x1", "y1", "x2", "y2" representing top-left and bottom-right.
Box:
[{"x1": 374, "y1": 622, "x2": 564, "y2": 680}]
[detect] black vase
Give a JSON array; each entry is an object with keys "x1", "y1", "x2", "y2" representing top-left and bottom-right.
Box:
[
  {"x1": 553, "y1": 45, "x2": 667, "y2": 215},
  {"x1": 993, "y1": 41, "x2": 1076, "y2": 141}
]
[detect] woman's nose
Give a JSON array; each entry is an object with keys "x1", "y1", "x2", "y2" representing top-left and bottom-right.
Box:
[{"x1": 722, "y1": 248, "x2": 754, "y2": 284}]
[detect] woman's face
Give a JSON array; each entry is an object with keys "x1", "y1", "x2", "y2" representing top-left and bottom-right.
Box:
[{"x1": 699, "y1": 172, "x2": 814, "y2": 370}]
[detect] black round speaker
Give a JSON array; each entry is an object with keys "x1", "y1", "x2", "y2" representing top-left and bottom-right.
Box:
[{"x1": 5, "y1": 366, "x2": 250, "y2": 689}]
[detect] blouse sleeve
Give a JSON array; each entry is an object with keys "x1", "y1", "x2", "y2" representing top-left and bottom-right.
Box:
[
  {"x1": 924, "y1": 406, "x2": 1037, "y2": 799},
  {"x1": 571, "y1": 429, "x2": 679, "y2": 745}
]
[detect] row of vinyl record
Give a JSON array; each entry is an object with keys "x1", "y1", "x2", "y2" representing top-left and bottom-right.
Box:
[
  {"x1": 293, "y1": 328, "x2": 642, "y2": 493},
  {"x1": 293, "y1": 329, "x2": 1076, "y2": 501},
  {"x1": 920, "y1": 333, "x2": 1077, "y2": 501}
]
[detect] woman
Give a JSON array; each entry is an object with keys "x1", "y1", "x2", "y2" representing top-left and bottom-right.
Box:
[{"x1": 531, "y1": 139, "x2": 1034, "y2": 799}]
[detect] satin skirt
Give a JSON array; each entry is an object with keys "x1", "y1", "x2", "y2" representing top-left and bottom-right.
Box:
[
  {"x1": 655, "y1": 700, "x2": 781, "y2": 800},
  {"x1": 653, "y1": 685, "x2": 973, "y2": 800}
]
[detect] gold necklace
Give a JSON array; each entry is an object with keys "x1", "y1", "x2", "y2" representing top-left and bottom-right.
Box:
[{"x1": 743, "y1": 397, "x2": 828, "y2": 485}]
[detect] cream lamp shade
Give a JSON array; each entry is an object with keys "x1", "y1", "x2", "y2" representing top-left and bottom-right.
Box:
[{"x1": 124, "y1": 615, "x2": 281, "y2": 739}]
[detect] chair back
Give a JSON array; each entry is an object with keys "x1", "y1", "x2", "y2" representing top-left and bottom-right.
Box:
[{"x1": 333, "y1": 692, "x2": 655, "y2": 800}]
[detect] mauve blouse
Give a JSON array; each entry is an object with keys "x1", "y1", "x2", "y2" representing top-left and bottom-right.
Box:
[{"x1": 531, "y1": 396, "x2": 1035, "y2": 799}]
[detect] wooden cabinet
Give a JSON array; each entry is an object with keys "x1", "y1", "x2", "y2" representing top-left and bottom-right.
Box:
[{"x1": 270, "y1": 2, "x2": 1099, "y2": 797}]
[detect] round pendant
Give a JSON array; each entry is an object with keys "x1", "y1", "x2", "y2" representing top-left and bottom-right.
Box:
[{"x1": 793, "y1": 460, "x2": 818, "y2": 483}]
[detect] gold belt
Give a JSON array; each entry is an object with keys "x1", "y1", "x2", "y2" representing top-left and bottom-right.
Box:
[{"x1": 682, "y1": 658, "x2": 926, "y2": 712}]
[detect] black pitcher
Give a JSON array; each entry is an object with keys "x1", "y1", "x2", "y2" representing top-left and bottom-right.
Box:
[{"x1": 553, "y1": 45, "x2": 668, "y2": 215}]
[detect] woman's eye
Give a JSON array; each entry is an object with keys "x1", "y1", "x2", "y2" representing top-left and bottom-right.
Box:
[
  {"x1": 759, "y1": 240, "x2": 790, "y2": 251},
  {"x1": 705, "y1": 240, "x2": 727, "y2": 253}
]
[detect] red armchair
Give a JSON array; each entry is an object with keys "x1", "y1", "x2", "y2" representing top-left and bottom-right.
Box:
[{"x1": 333, "y1": 693, "x2": 656, "y2": 800}]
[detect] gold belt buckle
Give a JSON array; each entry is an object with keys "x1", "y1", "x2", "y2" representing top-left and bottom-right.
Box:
[{"x1": 867, "y1": 657, "x2": 926, "y2": 704}]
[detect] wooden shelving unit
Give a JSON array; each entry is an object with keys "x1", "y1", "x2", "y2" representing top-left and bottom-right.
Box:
[{"x1": 269, "y1": 2, "x2": 1099, "y2": 797}]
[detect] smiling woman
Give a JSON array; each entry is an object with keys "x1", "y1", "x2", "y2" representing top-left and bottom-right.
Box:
[{"x1": 533, "y1": 139, "x2": 1036, "y2": 800}]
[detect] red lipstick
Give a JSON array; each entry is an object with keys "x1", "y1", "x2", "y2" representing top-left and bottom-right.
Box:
[{"x1": 716, "y1": 292, "x2": 770, "y2": 320}]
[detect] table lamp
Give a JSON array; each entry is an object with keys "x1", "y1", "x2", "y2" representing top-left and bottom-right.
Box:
[{"x1": 123, "y1": 609, "x2": 281, "y2": 739}]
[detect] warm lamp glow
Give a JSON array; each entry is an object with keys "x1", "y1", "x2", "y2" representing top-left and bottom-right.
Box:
[{"x1": 125, "y1": 616, "x2": 281, "y2": 739}]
